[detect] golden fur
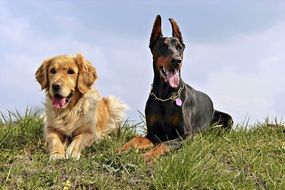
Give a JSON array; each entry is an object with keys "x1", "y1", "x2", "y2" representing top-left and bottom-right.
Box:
[{"x1": 35, "y1": 54, "x2": 127, "y2": 160}]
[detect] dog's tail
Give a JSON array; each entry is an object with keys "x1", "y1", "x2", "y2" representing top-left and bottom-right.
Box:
[
  {"x1": 96, "y1": 96, "x2": 128, "y2": 139},
  {"x1": 105, "y1": 95, "x2": 128, "y2": 129},
  {"x1": 211, "y1": 110, "x2": 233, "y2": 130}
]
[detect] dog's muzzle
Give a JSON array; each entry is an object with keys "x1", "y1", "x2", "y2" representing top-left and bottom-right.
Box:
[
  {"x1": 160, "y1": 67, "x2": 180, "y2": 88},
  {"x1": 52, "y1": 91, "x2": 73, "y2": 109}
]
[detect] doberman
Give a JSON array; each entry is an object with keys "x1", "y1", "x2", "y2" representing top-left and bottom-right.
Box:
[{"x1": 119, "y1": 15, "x2": 233, "y2": 161}]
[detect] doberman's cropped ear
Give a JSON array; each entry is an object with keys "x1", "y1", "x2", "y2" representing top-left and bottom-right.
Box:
[
  {"x1": 169, "y1": 18, "x2": 185, "y2": 47},
  {"x1": 76, "y1": 53, "x2": 97, "y2": 94},
  {"x1": 35, "y1": 58, "x2": 51, "y2": 90},
  {"x1": 149, "y1": 15, "x2": 163, "y2": 50}
]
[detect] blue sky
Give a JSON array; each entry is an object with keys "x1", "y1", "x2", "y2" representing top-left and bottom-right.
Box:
[{"x1": 0, "y1": 0, "x2": 285, "y2": 124}]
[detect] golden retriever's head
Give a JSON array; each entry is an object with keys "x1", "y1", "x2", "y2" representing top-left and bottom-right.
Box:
[{"x1": 35, "y1": 54, "x2": 97, "y2": 109}]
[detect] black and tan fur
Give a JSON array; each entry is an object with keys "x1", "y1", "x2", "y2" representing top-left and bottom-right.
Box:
[{"x1": 120, "y1": 15, "x2": 233, "y2": 161}]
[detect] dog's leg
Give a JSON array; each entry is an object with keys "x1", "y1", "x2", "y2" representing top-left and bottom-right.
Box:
[
  {"x1": 143, "y1": 135, "x2": 190, "y2": 162},
  {"x1": 66, "y1": 132, "x2": 94, "y2": 159},
  {"x1": 46, "y1": 130, "x2": 65, "y2": 160},
  {"x1": 143, "y1": 143, "x2": 170, "y2": 162},
  {"x1": 118, "y1": 136, "x2": 154, "y2": 153},
  {"x1": 211, "y1": 110, "x2": 233, "y2": 130}
]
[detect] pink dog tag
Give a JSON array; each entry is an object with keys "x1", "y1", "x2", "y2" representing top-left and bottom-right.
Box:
[{"x1": 175, "y1": 98, "x2": 182, "y2": 106}]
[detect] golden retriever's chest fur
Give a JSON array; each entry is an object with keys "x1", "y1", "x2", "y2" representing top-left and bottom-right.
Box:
[
  {"x1": 45, "y1": 89, "x2": 101, "y2": 137},
  {"x1": 36, "y1": 54, "x2": 128, "y2": 160}
]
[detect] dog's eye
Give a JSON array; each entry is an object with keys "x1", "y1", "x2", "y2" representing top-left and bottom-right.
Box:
[
  {"x1": 50, "y1": 68, "x2": 56, "y2": 74},
  {"x1": 161, "y1": 43, "x2": 169, "y2": 51},
  {"x1": 67, "y1": 69, "x2": 75, "y2": 75},
  {"x1": 176, "y1": 44, "x2": 183, "y2": 50}
]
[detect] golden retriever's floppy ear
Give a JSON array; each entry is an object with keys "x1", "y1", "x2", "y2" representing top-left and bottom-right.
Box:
[
  {"x1": 35, "y1": 59, "x2": 50, "y2": 90},
  {"x1": 76, "y1": 54, "x2": 97, "y2": 94}
]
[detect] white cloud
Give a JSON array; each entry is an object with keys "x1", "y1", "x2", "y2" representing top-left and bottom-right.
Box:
[
  {"x1": 0, "y1": 1, "x2": 284, "y2": 125},
  {"x1": 183, "y1": 20, "x2": 285, "y2": 123},
  {"x1": 0, "y1": 3, "x2": 150, "y2": 120},
  {"x1": 0, "y1": 3, "x2": 31, "y2": 45},
  {"x1": 0, "y1": 3, "x2": 107, "y2": 112}
]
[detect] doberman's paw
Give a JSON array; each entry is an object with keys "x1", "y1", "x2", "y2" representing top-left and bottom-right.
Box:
[
  {"x1": 117, "y1": 144, "x2": 131, "y2": 154},
  {"x1": 143, "y1": 151, "x2": 156, "y2": 163},
  {"x1": 143, "y1": 143, "x2": 170, "y2": 162},
  {"x1": 117, "y1": 136, "x2": 153, "y2": 154}
]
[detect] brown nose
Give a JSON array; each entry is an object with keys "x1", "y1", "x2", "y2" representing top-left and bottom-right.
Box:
[{"x1": 52, "y1": 83, "x2": 61, "y2": 92}]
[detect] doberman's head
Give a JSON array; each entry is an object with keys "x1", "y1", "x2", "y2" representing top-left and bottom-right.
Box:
[{"x1": 149, "y1": 15, "x2": 185, "y2": 89}]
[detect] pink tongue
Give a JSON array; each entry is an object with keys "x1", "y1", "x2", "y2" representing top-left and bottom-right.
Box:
[
  {"x1": 167, "y1": 70, "x2": 180, "y2": 88},
  {"x1": 52, "y1": 97, "x2": 66, "y2": 109}
]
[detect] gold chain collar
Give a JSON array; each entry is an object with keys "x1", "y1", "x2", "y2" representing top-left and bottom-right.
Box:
[{"x1": 150, "y1": 82, "x2": 185, "y2": 102}]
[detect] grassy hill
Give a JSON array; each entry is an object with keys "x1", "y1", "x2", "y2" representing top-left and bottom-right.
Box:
[{"x1": 0, "y1": 110, "x2": 285, "y2": 189}]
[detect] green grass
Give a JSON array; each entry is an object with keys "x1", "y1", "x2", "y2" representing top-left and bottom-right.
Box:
[{"x1": 0, "y1": 109, "x2": 285, "y2": 189}]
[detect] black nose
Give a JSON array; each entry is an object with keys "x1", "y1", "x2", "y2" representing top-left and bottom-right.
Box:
[
  {"x1": 171, "y1": 58, "x2": 182, "y2": 65},
  {"x1": 52, "y1": 83, "x2": 61, "y2": 92}
]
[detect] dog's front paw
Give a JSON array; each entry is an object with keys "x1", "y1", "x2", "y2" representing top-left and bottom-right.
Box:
[
  {"x1": 66, "y1": 151, "x2": 81, "y2": 160},
  {"x1": 117, "y1": 136, "x2": 154, "y2": 154},
  {"x1": 66, "y1": 141, "x2": 81, "y2": 160},
  {"x1": 49, "y1": 153, "x2": 65, "y2": 161},
  {"x1": 143, "y1": 152, "x2": 155, "y2": 163},
  {"x1": 143, "y1": 144, "x2": 170, "y2": 162},
  {"x1": 117, "y1": 143, "x2": 131, "y2": 154}
]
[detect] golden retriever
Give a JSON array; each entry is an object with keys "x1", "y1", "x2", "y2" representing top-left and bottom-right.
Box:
[{"x1": 35, "y1": 54, "x2": 128, "y2": 160}]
